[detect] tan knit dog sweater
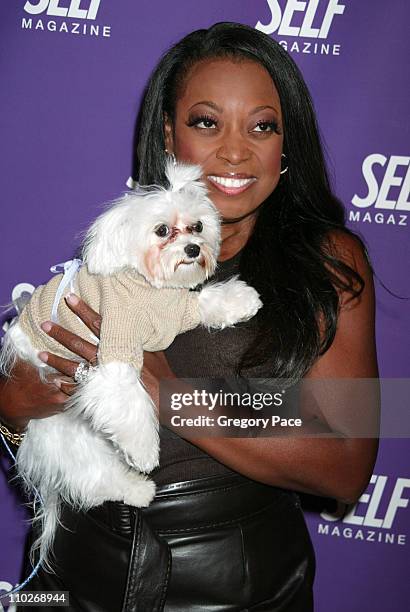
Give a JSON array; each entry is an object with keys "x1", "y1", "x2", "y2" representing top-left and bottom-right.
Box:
[{"x1": 19, "y1": 265, "x2": 202, "y2": 370}]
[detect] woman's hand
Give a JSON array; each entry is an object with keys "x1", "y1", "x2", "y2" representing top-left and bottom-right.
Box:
[
  {"x1": 39, "y1": 295, "x2": 101, "y2": 396},
  {"x1": 0, "y1": 295, "x2": 101, "y2": 430},
  {"x1": 0, "y1": 294, "x2": 175, "y2": 431}
]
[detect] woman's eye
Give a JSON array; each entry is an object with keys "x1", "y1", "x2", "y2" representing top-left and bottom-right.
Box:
[
  {"x1": 187, "y1": 115, "x2": 217, "y2": 130},
  {"x1": 198, "y1": 118, "x2": 216, "y2": 129},
  {"x1": 252, "y1": 121, "x2": 279, "y2": 133},
  {"x1": 155, "y1": 224, "x2": 169, "y2": 237}
]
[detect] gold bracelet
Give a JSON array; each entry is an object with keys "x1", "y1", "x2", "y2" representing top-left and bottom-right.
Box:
[{"x1": 0, "y1": 421, "x2": 26, "y2": 447}]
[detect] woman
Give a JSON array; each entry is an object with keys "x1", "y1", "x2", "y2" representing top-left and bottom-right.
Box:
[{"x1": 0, "y1": 22, "x2": 379, "y2": 611}]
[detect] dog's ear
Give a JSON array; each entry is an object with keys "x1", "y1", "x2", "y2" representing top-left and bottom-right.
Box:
[
  {"x1": 82, "y1": 195, "x2": 136, "y2": 275},
  {"x1": 165, "y1": 161, "x2": 205, "y2": 194}
]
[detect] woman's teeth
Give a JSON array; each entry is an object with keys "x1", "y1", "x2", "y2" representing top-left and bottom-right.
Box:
[
  {"x1": 208, "y1": 176, "x2": 255, "y2": 188},
  {"x1": 207, "y1": 175, "x2": 256, "y2": 195}
]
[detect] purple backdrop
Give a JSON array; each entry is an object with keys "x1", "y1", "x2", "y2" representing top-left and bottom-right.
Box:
[{"x1": 1, "y1": 1, "x2": 409, "y2": 610}]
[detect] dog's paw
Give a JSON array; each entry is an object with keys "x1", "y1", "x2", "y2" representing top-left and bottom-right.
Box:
[
  {"x1": 122, "y1": 476, "x2": 156, "y2": 507},
  {"x1": 230, "y1": 282, "x2": 263, "y2": 323},
  {"x1": 112, "y1": 437, "x2": 159, "y2": 474},
  {"x1": 122, "y1": 446, "x2": 159, "y2": 474},
  {"x1": 198, "y1": 276, "x2": 262, "y2": 329}
]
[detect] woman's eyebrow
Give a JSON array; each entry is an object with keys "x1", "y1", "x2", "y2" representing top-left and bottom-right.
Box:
[
  {"x1": 188, "y1": 101, "x2": 222, "y2": 113},
  {"x1": 187, "y1": 101, "x2": 280, "y2": 116},
  {"x1": 250, "y1": 105, "x2": 279, "y2": 115}
]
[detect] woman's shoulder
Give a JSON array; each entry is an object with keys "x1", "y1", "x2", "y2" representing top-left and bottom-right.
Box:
[
  {"x1": 323, "y1": 228, "x2": 372, "y2": 277},
  {"x1": 322, "y1": 228, "x2": 374, "y2": 311},
  {"x1": 306, "y1": 227, "x2": 378, "y2": 380}
]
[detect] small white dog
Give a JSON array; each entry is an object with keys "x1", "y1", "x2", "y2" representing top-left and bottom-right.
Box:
[{"x1": 0, "y1": 162, "x2": 262, "y2": 568}]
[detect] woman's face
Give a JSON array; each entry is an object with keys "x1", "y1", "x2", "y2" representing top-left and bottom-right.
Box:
[{"x1": 165, "y1": 57, "x2": 284, "y2": 222}]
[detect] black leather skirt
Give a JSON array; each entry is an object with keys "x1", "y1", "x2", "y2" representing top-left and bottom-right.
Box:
[{"x1": 23, "y1": 474, "x2": 315, "y2": 611}]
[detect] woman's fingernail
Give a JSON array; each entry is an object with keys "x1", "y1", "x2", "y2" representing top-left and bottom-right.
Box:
[
  {"x1": 93, "y1": 319, "x2": 101, "y2": 330},
  {"x1": 41, "y1": 322, "x2": 52, "y2": 333},
  {"x1": 52, "y1": 378, "x2": 61, "y2": 388},
  {"x1": 66, "y1": 293, "x2": 79, "y2": 305},
  {"x1": 38, "y1": 352, "x2": 49, "y2": 363}
]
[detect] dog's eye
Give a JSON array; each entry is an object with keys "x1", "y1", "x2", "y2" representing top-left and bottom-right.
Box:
[
  {"x1": 193, "y1": 221, "x2": 203, "y2": 233},
  {"x1": 155, "y1": 224, "x2": 169, "y2": 237}
]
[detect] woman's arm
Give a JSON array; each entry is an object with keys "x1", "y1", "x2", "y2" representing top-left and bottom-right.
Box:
[
  {"x1": 0, "y1": 360, "x2": 67, "y2": 431},
  {"x1": 156, "y1": 233, "x2": 379, "y2": 504}
]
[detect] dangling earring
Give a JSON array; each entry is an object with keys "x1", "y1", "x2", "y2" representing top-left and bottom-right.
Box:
[
  {"x1": 280, "y1": 153, "x2": 288, "y2": 175},
  {"x1": 165, "y1": 148, "x2": 177, "y2": 166}
]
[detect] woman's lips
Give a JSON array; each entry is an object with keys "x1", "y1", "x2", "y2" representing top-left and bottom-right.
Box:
[{"x1": 207, "y1": 174, "x2": 257, "y2": 196}]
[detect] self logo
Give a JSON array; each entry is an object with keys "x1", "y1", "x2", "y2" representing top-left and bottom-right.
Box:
[
  {"x1": 317, "y1": 475, "x2": 410, "y2": 545},
  {"x1": 24, "y1": 0, "x2": 101, "y2": 19},
  {"x1": 255, "y1": 0, "x2": 346, "y2": 56},
  {"x1": 21, "y1": 0, "x2": 111, "y2": 38},
  {"x1": 350, "y1": 154, "x2": 409, "y2": 227}
]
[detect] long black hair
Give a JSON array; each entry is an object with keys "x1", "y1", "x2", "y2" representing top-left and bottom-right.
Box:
[{"x1": 134, "y1": 22, "x2": 370, "y2": 382}]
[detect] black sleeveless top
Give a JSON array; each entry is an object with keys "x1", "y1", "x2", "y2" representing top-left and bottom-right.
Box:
[{"x1": 151, "y1": 249, "x2": 278, "y2": 486}]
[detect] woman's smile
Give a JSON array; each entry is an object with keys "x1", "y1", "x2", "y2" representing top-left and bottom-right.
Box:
[{"x1": 207, "y1": 173, "x2": 257, "y2": 196}]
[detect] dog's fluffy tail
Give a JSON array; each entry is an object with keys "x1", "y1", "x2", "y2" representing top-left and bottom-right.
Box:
[
  {"x1": 28, "y1": 490, "x2": 61, "y2": 573},
  {"x1": 16, "y1": 437, "x2": 63, "y2": 573}
]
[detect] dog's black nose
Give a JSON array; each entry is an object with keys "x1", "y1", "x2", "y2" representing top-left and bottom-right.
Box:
[{"x1": 184, "y1": 244, "x2": 200, "y2": 258}]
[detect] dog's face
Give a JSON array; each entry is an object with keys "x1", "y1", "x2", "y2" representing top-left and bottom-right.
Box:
[
  {"x1": 83, "y1": 163, "x2": 221, "y2": 289},
  {"x1": 131, "y1": 188, "x2": 220, "y2": 288},
  {"x1": 140, "y1": 192, "x2": 220, "y2": 288}
]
